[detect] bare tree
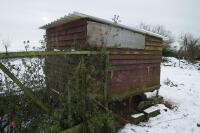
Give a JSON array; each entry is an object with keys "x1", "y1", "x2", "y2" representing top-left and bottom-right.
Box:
[
  {"x1": 1, "y1": 39, "x2": 11, "y2": 54},
  {"x1": 138, "y1": 23, "x2": 175, "y2": 56},
  {"x1": 139, "y1": 23, "x2": 174, "y2": 45},
  {"x1": 179, "y1": 33, "x2": 200, "y2": 61},
  {"x1": 23, "y1": 40, "x2": 30, "y2": 51}
]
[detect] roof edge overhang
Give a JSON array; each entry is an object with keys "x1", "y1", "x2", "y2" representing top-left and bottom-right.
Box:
[{"x1": 40, "y1": 11, "x2": 166, "y2": 40}]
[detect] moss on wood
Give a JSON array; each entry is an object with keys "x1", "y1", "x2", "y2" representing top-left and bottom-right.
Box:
[
  {"x1": 0, "y1": 50, "x2": 162, "y2": 59},
  {"x1": 109, "y1": 85, "x2": 160, "y2": 102},
  {"x1": 0, "y1": 51, "x2": 98, "y2": 59},
  {"x1": 128, "y1": 113, "x2": 147, "y2": 124},
  {"x1": 144, "y1": 109, "x2": 160, "y2": 118},
  {"x1": 59, "y1": 123, "x2": 83, "y2": 133},
  {"x1": 137, "y1": 97, "x2": 164, "y2": 111}
]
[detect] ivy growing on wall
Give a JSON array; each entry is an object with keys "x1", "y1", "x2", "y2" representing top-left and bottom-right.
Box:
[{"x1": 0, "y1": 48, "x2": 119, "y2": 132}]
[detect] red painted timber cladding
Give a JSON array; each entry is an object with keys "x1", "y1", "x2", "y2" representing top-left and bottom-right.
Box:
[
  {"x1": 107, "y1": 34, "x2": 162, "y2": 97},
  {"x1": 46, "y1": 18, "x2": 87, "y2": 50},
  {"x1": 108, "y1": 53, "x2": 161, "y2": 96},
  {"x1": 44, "y1": 19, "x2": 162, "y2": 100}
]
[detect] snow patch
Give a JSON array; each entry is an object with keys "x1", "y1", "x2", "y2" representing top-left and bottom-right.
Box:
[
  {"x1": 119, "y1": 57, "x2": 200, "y2": 133},
  {"x1": 131, "y1": 113, "x2": 144, "y2": 118},
  {"x1": 144, "y1": 105, "x2": 159, "y2": 114}
]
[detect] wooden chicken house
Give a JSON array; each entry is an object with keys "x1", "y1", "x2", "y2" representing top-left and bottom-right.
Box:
[{"x1": 40, "y1": 12, "x2": 163, "y2": 114}]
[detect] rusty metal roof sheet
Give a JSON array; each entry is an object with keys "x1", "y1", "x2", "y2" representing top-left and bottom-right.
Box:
[{"x1": 40, "y1": 11, "x2": 164, "y2": 39}]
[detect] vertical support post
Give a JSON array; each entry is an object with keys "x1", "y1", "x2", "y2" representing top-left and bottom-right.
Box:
[
  {"x1": 128, "y1": 96, "x2": 132, "y2": 113},
  {"x1": 156, "y1": 89, "x2": 159, "y2": 98},
  {"x1": 67, "y1": 80, "x2": 72, "y2": 126},
  {"x1": 104, "y1": 54, "x2": 109, "y2": 108}
]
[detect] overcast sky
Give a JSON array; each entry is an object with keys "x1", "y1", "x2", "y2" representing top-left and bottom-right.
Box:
[{"x1": 0, "y1": 0, "x2": 199, "y2": 51}]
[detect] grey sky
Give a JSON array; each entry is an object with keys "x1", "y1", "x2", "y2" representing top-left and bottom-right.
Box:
[{"x1": 0, "y1": 0, "x2": 199, "y2": 51}]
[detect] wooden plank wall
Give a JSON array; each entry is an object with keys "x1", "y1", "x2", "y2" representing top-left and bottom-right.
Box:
[
  {"x1": 45, "y1": 19, "x2": 163, "y2": 102},
  {"x1": 107, "y1": 35, "x2": 162, "y2": 100},
  {"x1": 46, "y1": 18, "x2": 87, "y2": 50}
]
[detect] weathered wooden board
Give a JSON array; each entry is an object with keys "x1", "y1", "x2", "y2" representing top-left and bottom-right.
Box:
[{"x1": 87, "y1": 21, "x2": 145, "y2": 49}]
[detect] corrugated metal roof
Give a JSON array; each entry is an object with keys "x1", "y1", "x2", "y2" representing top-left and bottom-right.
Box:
[{"x1": 40, "y1": 11, "x2": 164, "y2": 39}]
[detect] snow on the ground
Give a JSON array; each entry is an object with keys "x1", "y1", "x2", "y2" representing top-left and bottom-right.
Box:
[
  {"x1": 0, "y1": 58, "x2": 45, "y2": 93},
  {"x1": 119, "y1": 57, "x2": 200, "y2": 133}
]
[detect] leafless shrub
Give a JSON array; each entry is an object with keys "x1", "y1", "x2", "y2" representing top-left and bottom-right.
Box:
[
  {"x1": 138, "y1": 23, "x2": 175, "y2": 56},
  {"x1": 1, "y1": 39, "x2": 11, "y2": 53},
  {"x1": 23, "y1": 40, "x2": 30, "y2": 52},
  {"x1": 178, "y1": 33, "x2": 200, "y2": 61},
  {"x1": 139, "y1": 23, "x2": 174, "y2": 45},
  {"x1": 112, "y1": 15, "x2": 121, "y2": 24},
  {"x1": 163, "y1": 78, "x2": 178, "y2": 87}
]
